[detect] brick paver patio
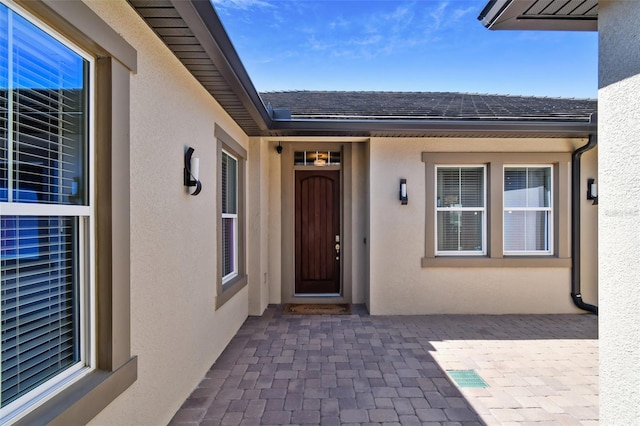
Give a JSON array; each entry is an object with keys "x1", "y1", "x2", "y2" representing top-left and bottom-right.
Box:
[{"x1": 170, "y1": 305, "x2": 598, "y2": 425}]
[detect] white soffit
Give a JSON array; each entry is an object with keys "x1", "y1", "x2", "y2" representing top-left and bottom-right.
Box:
[{"x1": 479, "y1": 0, "x2": 597, "y2": 31}]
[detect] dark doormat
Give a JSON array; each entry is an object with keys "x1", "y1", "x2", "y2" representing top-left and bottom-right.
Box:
[{"x1": 283, "y1": 303, "x2": 351, "y2": 315}]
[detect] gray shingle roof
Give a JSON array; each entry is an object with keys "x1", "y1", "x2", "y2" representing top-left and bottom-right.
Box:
[
  {"x1": 260, "y1": 91, "x2": 597, "y2": 122},
  {"x1": 129, "y1": 2, "x2": 596, "y2": 137}
]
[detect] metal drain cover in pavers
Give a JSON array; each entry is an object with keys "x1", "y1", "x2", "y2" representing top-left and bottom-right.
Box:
[{"x1": 446, "y1": 369, "x2": 489, "y2": 388}]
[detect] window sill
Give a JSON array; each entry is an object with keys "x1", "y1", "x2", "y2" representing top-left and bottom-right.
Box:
[
  {"x1": 216, "y1": 274, "x2": 248, "y2": 309},
  {"x1": 421, "y1": 257, "x2": 571, "y2": 268},
  {"x1": 15, "y1": 356, "x2": 137, "y2": 426}
]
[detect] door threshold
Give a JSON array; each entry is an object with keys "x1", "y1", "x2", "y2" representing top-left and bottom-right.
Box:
[{"x1": 293, "y1": 293, "x2": 341, "y2": 298}]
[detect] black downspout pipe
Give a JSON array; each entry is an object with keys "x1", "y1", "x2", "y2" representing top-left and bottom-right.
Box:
[{"x1": 571, "y1": 130, "x2": 599, "y2": 315}]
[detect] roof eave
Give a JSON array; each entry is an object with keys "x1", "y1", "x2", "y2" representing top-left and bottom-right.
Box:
[
  {"x1": 479, "y1": 0, "x2": 597, "y2": 31},
  {"x1": 268, "y1": 118, "x2": 597, "y2": 138},
  {"x1": 172, "y1": 0, "x2": 272, "y2": 130},
  {"x1": 128, "y1": 0, "x2": 273, "y2": 134},
  {"x1": 478, "y1": 0, "x2": 513, "y2": 28},
  {"x1": 130, "y1": 1, "x2": 597, "y2": 138}
]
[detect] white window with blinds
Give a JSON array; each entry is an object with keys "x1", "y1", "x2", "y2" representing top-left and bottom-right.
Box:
[
  {"x1": 0, "y1": 2, "x2": 93, "y2": 420},
  {"x1": 221, "y1": 150, "x2": 238, "y2": 284},
  {"x1": 504, "y1": 166, "x2": 553, "y2": 254},
  {"x1": 436, "y1": 166, "x2": 486, "y2": 255}
]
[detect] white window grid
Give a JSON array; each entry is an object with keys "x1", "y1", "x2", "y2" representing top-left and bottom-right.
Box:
[
  {"x1": 503, "y1": 164, "x2": 554, "y2": 255},
  {"x1": 221, "y1": 149, "x2": 238, "y2": 284},
  {"x1": 435, "y1": 165, "x2": 487, "y2": 256}
]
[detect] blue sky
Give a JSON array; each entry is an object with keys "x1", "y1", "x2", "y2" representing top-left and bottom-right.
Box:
[{"x1": 212, "y1": 0, "x2": 597, "y2": 99}]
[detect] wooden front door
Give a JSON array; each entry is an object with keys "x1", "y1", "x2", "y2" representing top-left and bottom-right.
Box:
[{"x1": 295, "y1": 170, "x2": 341, "y2": 294}]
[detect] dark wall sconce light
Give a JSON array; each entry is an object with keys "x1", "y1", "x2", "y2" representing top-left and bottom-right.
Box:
[
  {"x1": 399, "y1": 178, "x2": 408, "y2": 205},
  {"x1": 184, "y1": 147, "x2": 202, "y2": 196},
  {"x1": 276, "y1": 142, "x2": 283, "y2": 154},
  {"x1": 587, "y1": 178, "x2": 598, "y2": 205}
]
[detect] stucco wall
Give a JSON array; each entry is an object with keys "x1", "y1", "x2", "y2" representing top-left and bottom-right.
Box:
[
  {"x1": 364, "y1": 141, "x2": 372, "y2": 310},
  {"x1": 248, "y1": 137, "x2": 270, "y2": 315},
  {"x1": 599, "y1": 0, "x2": 640, "y2": 423},
  {"x1": 350, "y1": 143, "x2": 368, "y2": 303},
  {"x1": 268, "y1": 140, "x2": 283, "y2": 304},
  {"x1": 368, "y1": 137, "x2": 597, "y2": 315},
  {"x1": 84, "y1": 1, "x2": 250, "y2": 424}
]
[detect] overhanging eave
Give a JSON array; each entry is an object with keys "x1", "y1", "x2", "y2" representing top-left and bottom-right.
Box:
[
  {"x1": 268, "y1": 119, "x2": 597, "y2": 138},
  {"x1": 128, "y1": 0, "x2": 272, "y2": 135},
  {"x1": 171, "y1": 0, "x2": 272, "y2": 130},
  {"x1": 479, "y1": 0, "x2": 597, "y2": 31}
]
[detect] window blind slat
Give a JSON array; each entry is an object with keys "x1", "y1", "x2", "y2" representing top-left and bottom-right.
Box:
[
  {"x1": 436, "y1": 166, "x2": 485, "y2": 254},
  {"x1": 221, "y1": 151, "x2": 238, "y2": 281},
  {"x1": 2, "y1": 346, "x2": 75, "y2": 403},
  {"x1": 1, "y1": 289, "x2": 75, "y2": 324},
  {"x1": 222, "y1": 217, "x2": 235, "y2": 278},
  {"x1": 2, "y1": 323, "x2": 75, "y2": 368},
  {"x1": 1, "y1": 309, "x2": 74, "y2": 346},
  {"x1": 1, "y1": 216, "x2": 79, "y2": 405}
]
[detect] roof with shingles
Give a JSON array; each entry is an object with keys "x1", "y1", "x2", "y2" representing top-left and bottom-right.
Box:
[
  {"x1": 260, "y1": 91, "x2": 597, "y2": 122},
  {"x1": 128, "y1": 1, "x2": 597, "y2": 137}
]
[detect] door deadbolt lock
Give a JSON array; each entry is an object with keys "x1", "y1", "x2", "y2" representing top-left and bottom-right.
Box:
[{"x1": 335, "y1": 243, "x2": 340, "y2": 252}]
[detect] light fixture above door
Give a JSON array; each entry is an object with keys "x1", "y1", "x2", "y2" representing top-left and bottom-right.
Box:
[{"x1": 313, "y1": 151, "x2": 326, "y2": 166}]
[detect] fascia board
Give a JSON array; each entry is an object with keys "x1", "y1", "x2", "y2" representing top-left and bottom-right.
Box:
[
  {"x1": 478, "y1": 0, "x2": 515, "y2": 28},
  {"x1": 270, "y1": 119, "x2": 597, "y2": 137},
  {"x1": 490, "y1": 17, "x2": 597, "y2": 31}
]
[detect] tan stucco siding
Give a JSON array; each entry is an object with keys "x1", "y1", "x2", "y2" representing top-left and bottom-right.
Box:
[
  {"x1": 267, "y1": 140, "x2": 283, "y2": 304},
  {"x1": 248, "y1": 137, "x2": 271, "y2": 315},
  {"x1": 84, "y1": 1, "x2": 250, "y2": 424},
  {"x1": 350, "y1": 142, "x2": 369, "y2": 304},
  {"x1": 368, "y1": 137, "x2": 597, "y2": 315}
]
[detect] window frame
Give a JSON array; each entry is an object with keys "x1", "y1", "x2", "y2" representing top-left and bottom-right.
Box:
[
  {"x1": 421, "y1": 152, "x2": 571, "y2": 269},
  {"x1": 435, "y1": 165, "x2": 487, "y2": 256},
  {"x1": 503, "y1": 164, "x2": 554, "y2": 255},
  {"x1": 215, "y1": 125, "x2": 247, "y2": 309},
  {"x1": 0, "y1": 1, "x2": 96, "y2": 419},
  {"x1": 3, "y1": 0, "x2": 138, "y2": 424},
  {"x1": 221, "y1": 149, "x2": 238, "y2": 284}
]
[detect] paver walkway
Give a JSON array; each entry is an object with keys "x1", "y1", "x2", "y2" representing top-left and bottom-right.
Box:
[{"x1": 170, "y1": 305, "x2": 598, "y2": 425}]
